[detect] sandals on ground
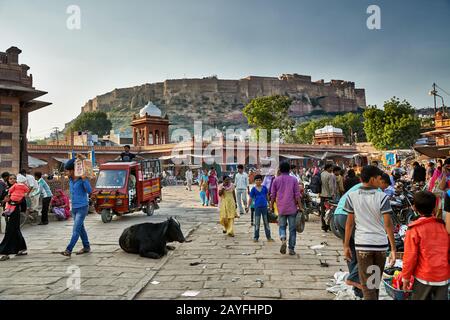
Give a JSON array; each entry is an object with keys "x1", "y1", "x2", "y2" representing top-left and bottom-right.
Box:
[
  {"x1": 60, "y1": 250, "x2": 71, "y2": 257},
  {"x1": 76, "y1": 248, "x2": 91, "y2": 255},
  {"x1": 0, "y1": 255, "x2": 10, "y2": 261},
  {"x1": 16, "y1": 251, "x2": 27, "y2": 256}
]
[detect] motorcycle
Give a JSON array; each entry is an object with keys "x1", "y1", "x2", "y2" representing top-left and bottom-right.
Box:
[
  {"x1": 324, "y1": 199, "x2": 342, "y2": 239},
  {"x1": 390, "y1": 181, "x2": 418, "y2": 226},
  {"x1": 300, "y1": 181, "x2": 320, "y2": 221}
]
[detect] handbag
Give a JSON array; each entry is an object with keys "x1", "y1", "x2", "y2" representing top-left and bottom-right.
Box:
[
  {"x1": 268, "y1": 209, "x2": 278, "y2": 223},
  {"x1": 296, "y1": 211, "x2": 306, "y2": 233}
]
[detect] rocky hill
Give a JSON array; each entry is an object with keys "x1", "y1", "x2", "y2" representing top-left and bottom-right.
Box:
[{"x1": 78, "y1": 74, "x2": 366, "y2": 135}]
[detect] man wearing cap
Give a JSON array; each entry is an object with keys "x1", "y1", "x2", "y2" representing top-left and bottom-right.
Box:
[{"x1": 61, "y1": 158, "x2": 92, "y2": 257}]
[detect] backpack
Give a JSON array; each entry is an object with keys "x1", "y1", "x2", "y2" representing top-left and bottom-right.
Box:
[{"x1": 309, "y1": 172, "x2": 322, "y2": 194}]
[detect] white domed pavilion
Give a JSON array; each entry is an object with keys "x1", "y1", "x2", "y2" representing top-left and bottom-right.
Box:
[
  {"x1": 313, "y1": 125, "x2": 345, "y2": 146},
  {"x1": 139, "y1": 101, "x2": 162, "y2": 118},
  {"x1": 132, "y1": 101, "x2": 170, "y2": 146}
]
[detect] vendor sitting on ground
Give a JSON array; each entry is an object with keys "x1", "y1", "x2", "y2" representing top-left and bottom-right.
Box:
[{"x1": 51, "y1": 189, "x2": 71, "y2": 220}]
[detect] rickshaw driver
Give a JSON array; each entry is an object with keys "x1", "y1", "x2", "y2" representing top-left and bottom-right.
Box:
[{"x1": 116, "y1": 145, "x2": 144, "y2": 162}]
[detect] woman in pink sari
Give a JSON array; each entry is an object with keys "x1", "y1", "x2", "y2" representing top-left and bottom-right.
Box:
[
  {"x1": 208, "y1": 168, "x2": 219, "y2": 206},
  {"x1": 51, "y1": 189, "x2": 71, "y2": 220},
  {"x1": 428, "y1": 160, "x2": 443, "y2": 192}
]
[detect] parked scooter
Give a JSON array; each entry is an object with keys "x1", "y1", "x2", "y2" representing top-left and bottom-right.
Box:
[
  {"x1": 301, "y1": 181, "x2": 320, "y2": 221},
  {"x1": 324, "y1": 199, "x2": 342, "y2": 239}
]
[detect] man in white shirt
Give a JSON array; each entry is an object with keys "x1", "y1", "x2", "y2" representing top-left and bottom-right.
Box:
[
  {"x1": 234, "y1": 164, "x2": 250, "y2": 215},
  {"x1": 185, "y1": 168, "x2": 193, "y2": 191},
  {"x1": 19, "y1": 169, "x2": 40, "y2": 214},
  {"x1": 343, "y1": 165, "x2": 396, "y2": 300},
  {"x1": 289, "y1": 165, "x2": 301, "y2": 183},
  {"x1": 319, "y1": 164, "x2": 336, "y2": 232}
]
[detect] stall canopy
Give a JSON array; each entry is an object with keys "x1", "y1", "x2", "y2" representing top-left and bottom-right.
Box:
[
  {"x1": 159, "y1": 154, "x2": 189, "y2": 160},
  {"x1": 304, "y1": 154, "x2": 322, "y2": 160},
  {"x1": 414, "y1": 146, "x2": 450, "y2": 159},
  {"x1": 53, "y1": 157, "x2": 70, "y2": 164},
  {"x1": 304, "y1": 152, "x2": 343, "y2": 160},
  {"x1": 28, "y1": 156, "x2": 47, "y2": 168},
  {"x1": 260, "y1": 156, "x2": 276, "y2": 162},
  {"x1": 342, "y1": 154, "x2": 361, "y2": 159},
  {"x1": 279, "y1": 154, "x2": 307, "y2": 160}
]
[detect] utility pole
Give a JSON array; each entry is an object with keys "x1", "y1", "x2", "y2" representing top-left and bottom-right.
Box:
[
  {"x1": 52, "y1": 127, "x2": 60, "y2": 146},
  {"x1": 433, "y1": 83, "x2": 437, "y2": 114}
]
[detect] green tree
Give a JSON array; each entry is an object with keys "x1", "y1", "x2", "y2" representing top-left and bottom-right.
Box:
[
  {"x1": 243, "y1": 95, "x2": 294, "y2": 141},
  {"x1": 332, "y1": 113, "x2": 366, "y2": 143},
  {"x1": 363, "y1": 97, "x2": 421, "y2": 150},
  {"x1": 284, "y1": 118, "x2": 331, "y2": 144},
  {"x1": 284, "y1": 113, "x2": 366, "y2": 144},
  {"x1": 70, "y1": 111, "x2": 112, "y2": 136}
]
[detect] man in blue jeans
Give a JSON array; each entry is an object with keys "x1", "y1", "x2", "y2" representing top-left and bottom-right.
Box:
[
  {"x1": 61, "y1": 158, "x2": 92, "y2": 257},
  {"x1": 270, "y1": 162, "x2": 302, "y2": 255}
]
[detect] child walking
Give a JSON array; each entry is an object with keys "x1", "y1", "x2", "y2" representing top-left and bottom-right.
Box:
[
  {"x1": 3, "y1": 175, "x2": 29, "y2": 216},
  {"x1": 249, "y1": 175, "x2": 274, "y2": 242},
  {"x1": 402, "y1": 191, "x2": 449, "y2": 300},
  {"x1": 219, "y1": 176, "x2": 236, "y2": 237},
  {"x1": 199, "y1": 180, "x2": 209, "y2": 206}
]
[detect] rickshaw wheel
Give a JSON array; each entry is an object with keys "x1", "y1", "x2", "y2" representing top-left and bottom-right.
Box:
[
  {"x1": 101, "y1": 209, "x2": 113, "y2": 223},
  {"x1": 145, "y1": 202, "x2": 155, "y2": 216}
]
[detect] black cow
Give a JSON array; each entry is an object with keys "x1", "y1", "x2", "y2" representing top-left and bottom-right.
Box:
[{"x1": 119, "y1": 217, "x2": 186, "y2": 259}]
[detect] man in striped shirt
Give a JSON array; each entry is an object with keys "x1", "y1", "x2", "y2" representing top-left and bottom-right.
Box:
[
  {"x1": 343, "y1": 165, "x2": 396, "y2": 300},
  {"x1": 35, "y1": 172, "x2": 53, "y2": 225}
]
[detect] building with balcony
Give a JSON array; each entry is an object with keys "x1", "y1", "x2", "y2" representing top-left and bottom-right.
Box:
[
  {"x1": 0, "y1": 46, "x2": 51, "y2": 173},
  {"x1": 415, "y1": 111, "x2": 450, "y2": 158}
]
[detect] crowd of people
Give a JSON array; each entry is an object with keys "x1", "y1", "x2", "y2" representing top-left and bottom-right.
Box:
[
  {"x1": 204, "y1": 159, "x2": 449, "y2": 300},
  {"x1": 1, "y1": 155, "x2": 449, "y2": 300},
  {"x1": 0, "y1": 169, "x2": 72, "y2": 261}
]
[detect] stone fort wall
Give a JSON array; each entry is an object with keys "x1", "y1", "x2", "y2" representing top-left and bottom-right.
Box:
[{"x1": 80, "y1": 73, "x2": 366, "y2": 130}]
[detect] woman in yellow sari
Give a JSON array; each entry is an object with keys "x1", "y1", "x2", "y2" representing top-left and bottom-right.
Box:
[{"x1": 219, "y1": 175, "x2": 237, "y2": 237}]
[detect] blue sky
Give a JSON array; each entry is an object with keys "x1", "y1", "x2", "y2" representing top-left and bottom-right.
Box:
[{"x1": 1, "y1": 0, "x2": 449, "y2": 138}]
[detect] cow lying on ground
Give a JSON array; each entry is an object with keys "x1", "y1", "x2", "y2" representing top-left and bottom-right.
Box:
[{"x1": 119, "y1": 217, "x2": 186, "y2": 259}]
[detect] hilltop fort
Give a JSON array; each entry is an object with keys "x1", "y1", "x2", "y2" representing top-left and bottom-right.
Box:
[{"x1": 79, "y1": 73, "x2": 366, "y2": 133}]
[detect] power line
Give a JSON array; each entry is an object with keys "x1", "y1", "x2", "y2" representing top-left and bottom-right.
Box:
[{"x1": 436, "y1": 84, "x2": 450, "y2": 97}]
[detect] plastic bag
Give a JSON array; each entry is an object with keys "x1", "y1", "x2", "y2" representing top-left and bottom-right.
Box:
[
  {"x1": 296, "y1": 211, "x2": 306, "y2": 233},
  {"x1": 392, "y1": 271, "x2": 414, "y2": 290}
]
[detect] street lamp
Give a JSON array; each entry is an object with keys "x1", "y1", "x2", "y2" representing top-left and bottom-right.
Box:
[{"x1": 429, "y1": 88, "x2": 446, "y2": 115}]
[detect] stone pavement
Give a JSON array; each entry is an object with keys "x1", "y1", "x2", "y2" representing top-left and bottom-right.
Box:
[{"x1": 0, "y1": 186, "x2": 351, "y2": 300}]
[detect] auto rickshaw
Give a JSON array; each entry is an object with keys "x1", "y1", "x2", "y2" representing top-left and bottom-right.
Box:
[{"x1": 92, "y1": 159, "x2": 162, "y2": 223}]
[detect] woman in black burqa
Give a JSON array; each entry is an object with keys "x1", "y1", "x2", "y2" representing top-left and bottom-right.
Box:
[{"x1": 0, "y1": 174, "x2": 28, "y2": 261}]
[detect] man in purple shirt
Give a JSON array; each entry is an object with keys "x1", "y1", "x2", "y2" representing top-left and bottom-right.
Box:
[{"x1": 270, "y1": 162, "x2": 303, "y2": 255}]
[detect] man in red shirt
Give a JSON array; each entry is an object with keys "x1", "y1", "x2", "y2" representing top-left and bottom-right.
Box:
[{"x1": 402, "y1": 191, "x2": 449, "y2": 300}]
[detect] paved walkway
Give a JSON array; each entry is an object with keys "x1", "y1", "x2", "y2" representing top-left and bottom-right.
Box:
[{"x1": 0, "y1": 186, "x2": 349, "y2": 300}]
